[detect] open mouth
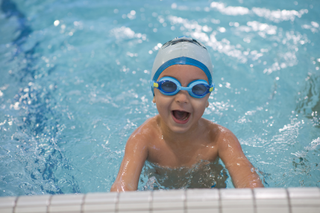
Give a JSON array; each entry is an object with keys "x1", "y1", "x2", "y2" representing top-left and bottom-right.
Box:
[{"x1": 172, "y1": 110, "x2": 190, "y2": 124}]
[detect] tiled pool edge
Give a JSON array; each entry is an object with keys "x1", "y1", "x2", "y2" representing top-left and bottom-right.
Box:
[{"x1": 0, "y1": 187, "x2": 319, "y2": 213}]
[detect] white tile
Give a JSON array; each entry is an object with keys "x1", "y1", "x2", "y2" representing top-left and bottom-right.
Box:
[
  {"x1": 187, "y1": 200, "x2": 219, "y2": 209},
  {"x1": 222, "y1": 206, "x2": 254, "y2": 213},
  {"x1": 253, "y1": 188, "x2": 287, "y2": 199},
  {"x1": 119, "y1": 191, "x2": 151, "y2": 202},
  {"x1": 15, "y1": 206, "x2": 48, "y2": 213},
  {"x1": 84, "y1": 192, "x2": 118, "y2": 204},
  {"x1": 83, "y1": 192, "x2": 118, "y2": 213},
  {"x1": 187, "y1": 208, "x2": 219, "y2": 213},
  {"x1": 0, "y1": 196, "x2": 16, "y2": 208},
  {"x1": 255, "y1": 198, "x2": 288, "y2": 206},
  {"x1": 0, "y1": 208, "x2": 15, "y2": 213},
  {"x1": 83, "y1": 211, "x2": 114, "y2": 213},
  {"x1": 186, "y1": 189, "x2": 219, "y2": 209},
  {"x1": 220, "y1": 188, "x2": 253, "y2": 200},
  {"x1": 186, "y1": 189, "x2": 219, "y2": 200},
  {"x1": 50, "y1": 194, "x2": 84, "y2": 205},
  {"x1": 49, "y1": 194, "x2": 84, "y2": 213},
  {"x1": 16, "y1": 195, "x2": 51, "y2": 206},
  {"x1": 82, "y1": 203, "x2": 116, "y2": 212},
  {"x1": 118, "y1": 202, "x2": 150, "y2": 211},
  {"x1": 220, "y1": 188, "x2": 254, "y2": 207},
  {"x1": 256, "y1": 206, "x2": 289, "y2": 213},
  {"x1": 153, "y1": 210, "x2": 184, "y2": 213},
  {"x1": 118, "y1": 211, "x2": 150, "y2": 213},
  {"x1": 292, "y1": 206, "x2": 320, "y2": 213},
  {"x1": 254, "y1": 188, "x2": 288, "y2": 206},
  {"x1": 49, "y1": 204, "x2": 81, "y2": 213},
  {"x1": 288, "y1": 187, "x2": 320, "y2": 206},
  {"x1": 222, "y1": 199, "x2": 254, "y2": 207},
  {"x1": 288, "y1": 187, "x2": 320, "y2": 199},
  {"x1": 152, "y1": 190, "x2": 185, "y2": 210},
  {"x1": 290, "y1": 198, "x2": 320, "y2": 206},
  {"x1": 153, "y1": 190, "x2": 186, "y2": 202},
  {"x1": 152, "y1": 201, "x2": 184, "y2": 210},
  {"x1": 118, "y1": 191, "x2": 151, "y2": 211},
  {"x1": 0, "y1": 196, "x2": 16, "y2": 213}
]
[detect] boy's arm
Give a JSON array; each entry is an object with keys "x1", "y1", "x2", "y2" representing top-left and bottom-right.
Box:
[
  {"x1": 218, "y1": 128, "x2": 264, "y2": 188},
  {"x1": 110, "y1": 133, "x2": 148, "y2": 192}
]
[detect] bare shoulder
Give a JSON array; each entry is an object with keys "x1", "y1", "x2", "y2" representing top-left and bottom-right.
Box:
[
  {"x1": 202, "y1": 119, "x2": 236, "y2": 139},
  {"x1": 122, "y1": 116, "x2": 160, "y2": 166},
  {"x1": 201, "y1": 119, "x2": 239, "y2": 149},
  {"x1": 126, "y1": 116, "x2": 159, "y2": 147}
]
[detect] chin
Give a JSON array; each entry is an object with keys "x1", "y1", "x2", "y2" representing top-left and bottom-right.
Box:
[{"x1": 168, "y1": 124, "x2": 192, "y2": 134}]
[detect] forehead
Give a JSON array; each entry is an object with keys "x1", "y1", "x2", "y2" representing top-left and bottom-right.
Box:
[{"x1": 158, "y1": 64, "x2": 209, "y2": 83}]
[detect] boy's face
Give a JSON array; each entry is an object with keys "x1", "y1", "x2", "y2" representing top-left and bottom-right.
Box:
[{"x1": 153, "y1": 65, "x2": 210, "y2": 134}]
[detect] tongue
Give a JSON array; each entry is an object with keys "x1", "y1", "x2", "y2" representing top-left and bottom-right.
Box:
[{"x1": 173, "y1": 110, "x2": 189, "y2": 120}]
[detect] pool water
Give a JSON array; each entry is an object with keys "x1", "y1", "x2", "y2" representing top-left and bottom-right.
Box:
[{"x1": 0, "y1": 0, "x2": 319, "y2": 196}]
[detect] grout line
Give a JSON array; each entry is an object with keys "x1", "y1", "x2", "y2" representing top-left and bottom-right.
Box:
[
  {"x1": 47, "y1": 195, "x2": 53, "y2": 213},
  {"x1": 286, "y1": 188, "x2": 292, "y2": 213},
  {"x1": 12, "y1": 196, "x2": 18, "y2": 213},
  {"x1": 115, "y1": 192, "x2": 120, "y2": 213},
  {"x1": 252, "y1": 188, "x2": 257, "y2": 213},
  {"x1": 183, "y1": 189, "x2": 187, "y2": 213},
  {"x1": 80, "y1": 193, "x2": 86, "y2": 213},
  {"x1": 218, "y1": 189, "x2": 222, "y2": 213},
  {"x1": 150, "y1": 190, "x2": 154, "y2": 213}
]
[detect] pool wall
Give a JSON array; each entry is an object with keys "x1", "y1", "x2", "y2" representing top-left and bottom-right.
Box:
[{"x1": 0, "y1": 187, "x2": 319, "y2": 213}]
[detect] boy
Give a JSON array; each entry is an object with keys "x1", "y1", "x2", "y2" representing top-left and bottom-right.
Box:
[{"x1": 110, "y1": 36, "x2": 264, "y2": 192}]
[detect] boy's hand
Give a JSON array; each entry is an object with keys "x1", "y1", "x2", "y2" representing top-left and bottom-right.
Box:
[{"x1": 110, "y1": 129, "x2": 149, "y2": 192}]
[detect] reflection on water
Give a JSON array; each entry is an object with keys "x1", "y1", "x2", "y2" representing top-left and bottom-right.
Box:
[
  {"x1": 140, "y1": 159, "x2": 227, "y2": 190},
  {"x1": 1, "y1": 0, "x2": 320, "y2": 196},
  {"x1": 296, "y1": 72, "x2": 320, "y2": 127}
]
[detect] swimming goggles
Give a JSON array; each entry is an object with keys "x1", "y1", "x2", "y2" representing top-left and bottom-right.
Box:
[{"x1": 150, "y1": 77, "x2": 215, "y2": 98}]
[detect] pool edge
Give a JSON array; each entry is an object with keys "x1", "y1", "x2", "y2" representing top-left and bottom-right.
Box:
[{"x1": 0, "y1": 187, "x2": 319, "y2": 213}]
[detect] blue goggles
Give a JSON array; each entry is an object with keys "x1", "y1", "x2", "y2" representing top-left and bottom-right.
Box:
[{"x1": 151, "y1": 77, "x2": 215, "y2": 98}]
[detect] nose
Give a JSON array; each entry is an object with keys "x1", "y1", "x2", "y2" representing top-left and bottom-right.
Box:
[{"x1": 174, "y1": 90, "x2": 189, "y2": 103}]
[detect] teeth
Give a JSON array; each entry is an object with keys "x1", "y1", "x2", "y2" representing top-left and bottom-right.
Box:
[{"x1": 172, "y1": 110, "x2": 190, "y2": 122}]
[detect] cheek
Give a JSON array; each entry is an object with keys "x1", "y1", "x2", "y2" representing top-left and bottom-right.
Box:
[
  {"x1": 154, "y1": 94, "x2": 170, "y2": 112},
  {"x1": 155, "y1": 100, "x2": 171, "y2": 119},
  {"x1": 192, "y1": 98, "x2": 209, "y2": 114}
]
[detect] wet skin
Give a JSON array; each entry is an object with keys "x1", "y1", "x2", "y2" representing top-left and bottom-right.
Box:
[
  {"x1": 142, "y1": 159, "x2": 227, "y2": 189},
  {"x1": 110, "y1": 65, "x2": 264, "y2": 192}
]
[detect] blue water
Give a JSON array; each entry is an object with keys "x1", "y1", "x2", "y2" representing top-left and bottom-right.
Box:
[{"x1": 0, "y1": 0, "x2": 319, "y2": 196}]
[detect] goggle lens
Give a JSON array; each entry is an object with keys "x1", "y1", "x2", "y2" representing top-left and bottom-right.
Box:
[
  {"x1": 160, "y1": 81, "x2": 177, "y2": 93},
  {"x1": 192, "y1": 84, "x2": 208, "y2": 96}
]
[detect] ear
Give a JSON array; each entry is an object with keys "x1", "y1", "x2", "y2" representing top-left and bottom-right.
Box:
[
  {"x1": 206, "y1": 100, "x2": 209, "y2": 108},
  {"x1": 152, "y1": 96, "x2": 156, "y2": 103}
]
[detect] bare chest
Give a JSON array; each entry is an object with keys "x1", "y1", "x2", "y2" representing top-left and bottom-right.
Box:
[{"x1": 147, "y1": 138, "x2": 218, "y2": 168}]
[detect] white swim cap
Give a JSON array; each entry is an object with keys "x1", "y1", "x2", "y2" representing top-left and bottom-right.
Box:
[{"x1": 151, "y1": 36, "x2": 213, "y2": 85}]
